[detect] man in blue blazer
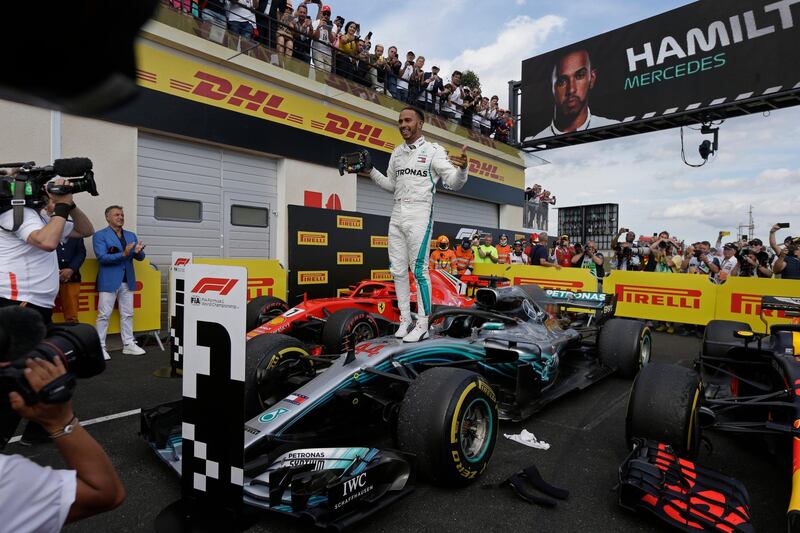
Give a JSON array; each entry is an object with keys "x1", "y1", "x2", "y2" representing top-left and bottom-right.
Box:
[{"x1": 93, "y1": 205, "x2": 146, "y2": 360}]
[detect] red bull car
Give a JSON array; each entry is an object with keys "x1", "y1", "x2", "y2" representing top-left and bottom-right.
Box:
[
  {"x1": 625, "y1": 296, "x2": 800, "y2": 531},
  {"x1": 244, "y1": 270, "x2": 479, "y2": 356}
]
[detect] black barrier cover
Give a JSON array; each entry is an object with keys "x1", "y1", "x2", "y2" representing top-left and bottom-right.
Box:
[
  {"x1": 288, "y1": 205, "x2": 531, "y2": 303},
  {"x1": 521, "y1": 0, "x2": 800, "y2": 143}
]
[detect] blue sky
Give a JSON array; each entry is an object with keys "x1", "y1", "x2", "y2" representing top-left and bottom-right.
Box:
[{"x1": 320, "y1": 0, "x2": 799, "y2": 243}]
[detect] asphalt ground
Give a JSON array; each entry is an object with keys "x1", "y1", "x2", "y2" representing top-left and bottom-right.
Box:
[{"x1": 8, "y1": 332, "x2": 788, "y2": 533}]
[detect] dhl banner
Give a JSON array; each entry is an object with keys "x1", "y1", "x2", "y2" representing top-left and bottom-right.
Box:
[
  {"x1": 472, "y1": 264, "x2": 600, "y2": 293},
  {"x1": 193, "y1": 258, "x2": 286, "y2": 302},
  {"x1": 134, "y1": 43, "x2": 524, "y2": 190},
  {"x1": 603, "y1": 271, "x2": 716, "y2": 326},
  {"x1": 52, "y1": 259, "x2": 161, "y2": 333},
  {"x1": 714, "y1": 277, "x2": 800, "y2": 333}
]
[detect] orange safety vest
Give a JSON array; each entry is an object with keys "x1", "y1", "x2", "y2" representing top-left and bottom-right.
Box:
[
  {"x1": 496, "y1": 244, "x2": 512, "y2": 264},
  {"x1": 430, "y1": 249, "x2": 457, "y2": 274},
  {"x1": 453, "y1": 246, "x2": 474, "y2": 275}
]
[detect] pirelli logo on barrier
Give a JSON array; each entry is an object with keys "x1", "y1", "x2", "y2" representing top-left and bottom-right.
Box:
[
  {"x1": 297, "y1": 231, "x2": 328, "y2": 246},
  {"x1": 337, "y1": 252, "x2": 363, "y2": 265},
  {"x1": 371, "y1": 236, "x2": 389, "y2": 248},
  {"x1": 298, "y1": 271, "x2": 329, "y2": 285},
  {"x1": 730, "y1": 293, "x2": 787, "y2": 318},
  {"x1": 371, "y1": 270, "x2": 392, "y2": 281},
  {"x1": 615, "y1": 285, "x2": 702, "y2": 309},
  {"x1": 337, "y1": 215, "x2": 363, "y2": 230},
  {"x1": 514, "y1": 277, "x2": 585, "y2": 291}
]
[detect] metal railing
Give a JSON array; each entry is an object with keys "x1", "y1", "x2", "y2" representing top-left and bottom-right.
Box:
[{"x1": 159, "y1": 0, "x2": 518, "y2": 148}]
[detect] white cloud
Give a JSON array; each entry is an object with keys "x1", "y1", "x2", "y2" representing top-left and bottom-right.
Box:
[{"x1": 427, "y1": 15, "x2": 566, "y2": 106}]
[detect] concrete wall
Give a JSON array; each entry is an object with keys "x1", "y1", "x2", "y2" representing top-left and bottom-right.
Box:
[
  {"x1": 276, "y1": 158, "x2": 357, "y2": 265},
  {"x1": 61, "y1": 115, "x2": 138, "y2": 238},
  {"x1": 499, "y1": 204, "x2": 525, "y2": 233}
]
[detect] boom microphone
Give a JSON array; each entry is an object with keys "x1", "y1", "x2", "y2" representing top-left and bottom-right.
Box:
[{"x1": 53, "y1": 157, "x2": 93, "y2": 177}]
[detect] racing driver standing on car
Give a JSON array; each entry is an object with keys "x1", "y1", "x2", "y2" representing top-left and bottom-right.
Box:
[{"x1": 366, "y1": 107, "x2": 468, "y2": 342}]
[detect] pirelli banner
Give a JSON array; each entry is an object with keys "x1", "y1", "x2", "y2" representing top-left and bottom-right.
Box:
[
  {"x1": 52, "y1": 259, "x2": 161, "y2": 333},
  {"x1": 604, "y1": 271, "x2": 800, "y2": 331},
  {"x1": 520, "y1": 0, "x2": 800, "y2": 146},
  {"x1": 289, "y1": 205, "x2": 528, "y2": 303},
  {"x1": 472, "y1": 264, "x2": 600, "y2": 293}
]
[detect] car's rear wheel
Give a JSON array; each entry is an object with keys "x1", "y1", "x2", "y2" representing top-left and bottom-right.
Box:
[
  {"x1": 598, "y1": 318, "x2": 652, "y2": 378},
  {"x1": 244, "y1": 334, "x2": 312, "y2": 419},
  {"x1": 626, "y1": 362, "x2": 702, "y2": 457},
  {"x1": 245, "y1": 296, "x2": 289, "y2": 331},
  {"x1": 321, "y1": 308, "x2": 379, "y2": 354},
  {"x1": 396, "y1": 367, "x2": 498, "y2": 486}
]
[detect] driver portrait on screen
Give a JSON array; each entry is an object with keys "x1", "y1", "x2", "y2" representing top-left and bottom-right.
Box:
[{"x1": 531, "y1": 49, "x2": 618, "y2": 140}]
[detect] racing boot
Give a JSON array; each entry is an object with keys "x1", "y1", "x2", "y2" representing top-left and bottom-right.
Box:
[
  {"x1": 394, "y1": 317, "x2": 414, "y2": 338},
  {"x1": 403, "y1": 317, "x2": 429, "y2": 343}
]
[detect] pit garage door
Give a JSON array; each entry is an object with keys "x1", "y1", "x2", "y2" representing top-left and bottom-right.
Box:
[
  {"x1": 137, "y1": 133, "x2": 277, "y2": 327},
  {"x1": 356, "y1": 177, "x2": 498, "y2": 228}
]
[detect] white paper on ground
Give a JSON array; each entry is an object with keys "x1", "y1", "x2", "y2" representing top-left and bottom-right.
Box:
[{"x1": 503, "y1": 429, "x2": 550, "y2": 450}]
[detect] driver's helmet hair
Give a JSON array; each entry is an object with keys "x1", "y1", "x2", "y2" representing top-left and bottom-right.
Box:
[{"x1": 436, "y1": 235, "x2": 450, "y2": 250}]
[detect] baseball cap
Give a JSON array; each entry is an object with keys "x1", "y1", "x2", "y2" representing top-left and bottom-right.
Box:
[
  {"x1": 432, "y1": 66, "x2": 440, "y2": 71},
  {"x1": 321, "y1": 5, "x2": 332, "y2": 12},
  {"x1": 560, "y1": 234, "x2": 569, "y2": 240},
  {"x1": 748, "y1": 238, "x2": 762, "y2": 246},
  {"x1": 530, "y1": 233, "x2": 539, "y2": 243}
]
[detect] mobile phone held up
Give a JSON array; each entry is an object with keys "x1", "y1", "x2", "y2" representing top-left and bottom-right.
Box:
[{"x1": 777, "y1": 222, "x2": 791, "y2": 229}]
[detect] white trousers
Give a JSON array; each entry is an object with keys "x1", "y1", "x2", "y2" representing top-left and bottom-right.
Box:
[{"x1": 96, "y1": 283, "x2": 135, "y2": 347}]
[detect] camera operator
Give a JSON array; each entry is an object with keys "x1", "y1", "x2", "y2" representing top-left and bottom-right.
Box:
[
  {"x1": 571, "y1": 239, "x2": 604, "y2": 278},
  {"x1": 0, "y1": 176, "x2": 94, "y2": 324},
  {"x1": 770, "y1": 223, "x2": 800, "y2": 279},
  {"x1": 737, "y1": 246, "x2": 772, "y2": 278},
  {"x1": 681, "y1": 240, "x2": 720, "y2": 278},
  {"x1": 1, "y1": 355, "x2": 125, "y2": 531},
  {"x1": 610, "y1": 227, "x2": 642, "y2": 271}
]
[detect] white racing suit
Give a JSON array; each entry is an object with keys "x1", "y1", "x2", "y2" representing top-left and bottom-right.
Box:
[{"x1": 369, "y1": 137, "x2": 468, "y2": 321}]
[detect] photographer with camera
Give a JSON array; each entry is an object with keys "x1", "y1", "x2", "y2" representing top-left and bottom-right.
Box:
[
  {"x1": 736, "y1": 245, "x2": 773, "y2": 278},
  {"x1": 610, "y1": 228, "x2": 643, "y2": 271},
  {"x1": 0, "y1": 308, "x2": 124, "y2": 531},
  {"x1": 770, "y1": 223, "x2": 800, "y2": 279},
  {"x1": 571, "y1": 239, "x2": 604, "y2": 278},
  {"x1": 681, "y1": 240, "x2": 720, "y2": 279},
  {"x1": 0, "y1": 174, "x2": 94, "y2": 325}
]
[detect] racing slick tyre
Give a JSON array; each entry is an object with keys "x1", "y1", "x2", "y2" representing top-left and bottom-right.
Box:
[
  {"x1": 245, "y1": 296, "x2": 289, "y2": 331},
  {"x1": 703, "y1": 320, "x2": 751, "y2": 359},
  {"x1": 321, "y1": 308, "x2": 379, "y2": 354},
  {"x1": 397, "y1": 367, "x2": 498, "y2": 487},
  {"x1": 598, "y1": 318, "x2": 652, "y2": 378},
  {"x1": 626, "y1": 362, "x2": 703, "y2": 457},
  {"x1": 244, "y1": 334, "x2": 312, "y2": 419}
]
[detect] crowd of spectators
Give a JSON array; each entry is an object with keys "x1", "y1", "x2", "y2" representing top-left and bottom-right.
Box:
[
  {"x1": 429, "y1": 224, "x2": 800, "y2": 283},
  {"x1": 167, "y1": 0, "x2": 517, "y2": 143}
]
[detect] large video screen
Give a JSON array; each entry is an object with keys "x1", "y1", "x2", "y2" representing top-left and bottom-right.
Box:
[{"x1": 521, "y1": 0, "x2": 800, "y2": 143}]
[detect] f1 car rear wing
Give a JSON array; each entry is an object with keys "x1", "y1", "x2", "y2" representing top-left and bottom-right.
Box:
[{"x1": 542, "y1": 289, "x2": 617, "y2": 324}]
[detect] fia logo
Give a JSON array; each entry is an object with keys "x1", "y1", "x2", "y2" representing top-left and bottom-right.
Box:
[{"x1": 190, "y1": 296, "x2": 200, "y2": 304}]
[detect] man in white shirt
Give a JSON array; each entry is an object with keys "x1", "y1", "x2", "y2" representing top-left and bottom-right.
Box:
[
  {"x1": 528, "y1": 49, "x2": 618, "y2": 141},
  {"x1": 0, "y1": 179, "x2": 93, "y2": 324},
  {"x1": 509, "y1": 240, "x2": 529, "y2": 265},
  {"x1": 716, "y1": 243, "x2": 739, "y2": 283},
  {"x1": 366, "y1": 107, "x2": 469, "y2": 342},
  {"x1": 227, "y1": 0, "x2": 259, "y2": 40}
]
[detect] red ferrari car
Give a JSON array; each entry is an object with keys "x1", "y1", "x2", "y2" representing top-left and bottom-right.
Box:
[{"x1": 245, "y1": 269, "x2": 477, "y2": 355}]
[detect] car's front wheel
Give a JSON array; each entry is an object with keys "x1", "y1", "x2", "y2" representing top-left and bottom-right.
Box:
[
  {"x1": 245, "y1": 296, "x2": 289, "y2": 331},
  {"x1": 626, "y1": 362, "x2": 703, "y2": 457},
  {"x1": 244, "y1": 334, "x2": 313, "y2": 419},
  {"x1": 396, "y1": 367, "x2": 498, "y2": 486}
]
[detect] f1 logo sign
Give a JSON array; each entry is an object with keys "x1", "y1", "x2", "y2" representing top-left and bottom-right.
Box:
[
  {"x1": 174, "y1": 257, "x2": 191, "y2": 266},
  {"x1": 192, "y1": 278, "x2": 239, "y2": 295}
]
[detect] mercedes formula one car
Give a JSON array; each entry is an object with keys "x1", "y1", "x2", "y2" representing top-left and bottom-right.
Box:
[
  {"x1": 144, "y1": 283, "x2": 651, "y2": 528},
  {"x1": 244, "y1": 269, "x2": 476, "y2": 355},
  {"x1": 625, "y1": 296, "x2": 800, "y2": 531}
]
